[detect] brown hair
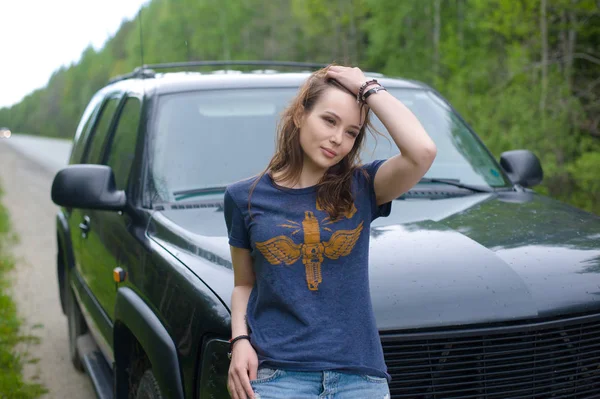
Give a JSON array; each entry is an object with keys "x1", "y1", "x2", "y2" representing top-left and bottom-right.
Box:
[{"x1": 249, "y1": 66, "x2": 377, "y2": 221}]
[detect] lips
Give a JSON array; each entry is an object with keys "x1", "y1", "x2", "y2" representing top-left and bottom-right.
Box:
[{"x1": 321, "y1": 147, "x2": 337, "y2": 158}]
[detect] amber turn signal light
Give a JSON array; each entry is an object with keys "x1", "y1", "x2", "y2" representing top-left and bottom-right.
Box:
[{"x1": 113, "y1": 267, "x2": 126, "y2": 283}]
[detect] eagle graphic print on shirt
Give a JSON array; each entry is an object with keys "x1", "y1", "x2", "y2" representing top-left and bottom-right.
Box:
[{"x1": 256, "y1": 208, "x2": 364, "y2": 291}]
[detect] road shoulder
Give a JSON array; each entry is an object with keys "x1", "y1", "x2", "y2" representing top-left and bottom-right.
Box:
[{"x1": 0, "y1": 142, "x2": 94, "y2": 398}]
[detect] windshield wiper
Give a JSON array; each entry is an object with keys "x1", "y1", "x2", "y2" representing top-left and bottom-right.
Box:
[
  {"x1": 172, "y1": 179, "x2": 493, "y2": 199},
  {"x1": 173, "y1": 186, "x2": 227, "y2": 199},
  {"x1": 418, "y1": 178, "x2": 494, "y2": 193}
]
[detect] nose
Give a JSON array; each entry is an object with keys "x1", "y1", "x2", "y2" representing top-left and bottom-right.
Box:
[{"x1": 329, "y1": 129, "x2": 343, "y2": 145}]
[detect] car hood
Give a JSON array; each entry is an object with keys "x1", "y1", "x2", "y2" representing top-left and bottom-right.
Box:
[{"x1": 147, "y1": 192, "x2": 600, "y2": 330}]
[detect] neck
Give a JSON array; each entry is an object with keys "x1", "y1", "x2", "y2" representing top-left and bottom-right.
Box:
[{"x1": 272, "y1": 159, "x2": 326, "y2": 189}]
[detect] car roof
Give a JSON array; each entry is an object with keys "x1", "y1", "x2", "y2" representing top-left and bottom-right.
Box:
[{"x1": 105, "y1": 69, "x2": 429, "y2": 96}]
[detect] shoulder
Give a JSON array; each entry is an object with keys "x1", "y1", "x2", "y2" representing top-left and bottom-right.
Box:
[{"x1": 225, "y1": 174, "x2": 262, "y2": 204}]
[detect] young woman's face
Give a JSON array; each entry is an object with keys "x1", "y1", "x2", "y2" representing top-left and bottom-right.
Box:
[{"x1": 299, "y1": 86, "x2": 362, "y2": 171}]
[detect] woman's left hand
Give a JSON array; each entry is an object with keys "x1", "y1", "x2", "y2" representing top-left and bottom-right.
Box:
[{"x1": 326, "y1": 65, "x2": 368, "y2": 96}]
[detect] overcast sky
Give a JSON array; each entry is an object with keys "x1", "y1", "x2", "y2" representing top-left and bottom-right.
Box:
[{"x1": 0, "y1": 0, "x2": 149, "y2": 108}]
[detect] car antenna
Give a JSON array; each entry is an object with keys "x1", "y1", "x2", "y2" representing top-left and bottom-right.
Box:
[{"x1": 138, "y1": 7, "x2": 145, "y2": 74}]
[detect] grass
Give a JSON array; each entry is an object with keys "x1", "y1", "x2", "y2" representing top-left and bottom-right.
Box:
[{"x1": 0, "y1": 187, "x2": 47, "y2": 398}]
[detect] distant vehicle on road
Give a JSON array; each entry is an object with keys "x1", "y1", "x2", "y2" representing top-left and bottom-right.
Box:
[
  {"x1": 51, "y1": 61, "x2": 600, "y2": 399},
  {"x1": 0, "y1": 127, "x2": 11, "y2": 138}
]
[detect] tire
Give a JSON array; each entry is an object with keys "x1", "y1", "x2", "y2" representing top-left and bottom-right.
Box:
[
  {"x1": 65, "y1": 272, "x2": 87, "y2": 372},
  {"x1": 135, "y1": 370, "x2": 163, "y2": 399}
]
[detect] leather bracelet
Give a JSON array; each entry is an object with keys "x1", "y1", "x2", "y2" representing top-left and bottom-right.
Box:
[
  {"x1": 230, "y1": 334, "x2": 250, "y2": 349},
  {"x1": 227, "y1": 334, "x2": 251, "y2": 359},
  {"x1": 357, "y1": 79, "x2": 378, "y2": 104},
  {"x1": 229, "y1": 334, "x2": 251, "y2": 348},
  {"x1": 362, "y1": 85, "x2": 387, "y2": 102}
]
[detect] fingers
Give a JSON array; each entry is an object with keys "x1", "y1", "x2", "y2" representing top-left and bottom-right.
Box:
[
  {"x1": 245, "y1": 362, "x2": 258, "y2": 398},
  {"x1": 327, "y1": 66, "x2": 351, "y2": 77},
  {"x1": 240, "y1": 370, "x2": 255, "y2": 399},
  {"x1": 325, "y1": 69, "x2": 355, "y2": 94},
  {"x1": 232, "y1": 371, "x2": 252, "y2": 399},
  {"x1": 227, "y1": 374, "x2": 239, "y2": 399},
  {"x1": 325, "y1": 65, "x2": 367, "y2": 95},
  {"x1": 228, "y1": 372, "x2": 239, "y2": 399},
  {"x1": 248, "y1": 359, "x2": 258, "y2": 381},
  {"x1": 326, "y1": 69, "x2": 339, "y2": 80},
  {"x1": 229, "y1": 368, "x2": 255, "y2": 399},
  {"x1": 328, "y1": 65, "x2": 361, "y2": 73}
]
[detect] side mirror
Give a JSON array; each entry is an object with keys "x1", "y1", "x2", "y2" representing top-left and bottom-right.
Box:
[
  {"x1": 499, "y1": 150, "x2": 543, "y2": 188},
  {"x1": 51, "y1": 164, "x2": 126, "y2": 211}
]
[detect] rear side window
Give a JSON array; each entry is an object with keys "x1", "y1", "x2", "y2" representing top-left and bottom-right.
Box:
[
  {"x1": 105, "y1": 98, "x2": 142, "y2": 190},
  {"x1": 69, "y1": 93, "x2": 104, "y2": 164},
  {"x1": 84, "y1": 97, "x2": 121, "y2": 164}
]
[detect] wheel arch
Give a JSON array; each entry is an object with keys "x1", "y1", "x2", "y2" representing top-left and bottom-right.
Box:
[
  {"x1": 114, "y1": 287, "x2": 185, "y2": 399},
  {"x1": 56, "y1": 211, "x2": 75, "y2": 314}
]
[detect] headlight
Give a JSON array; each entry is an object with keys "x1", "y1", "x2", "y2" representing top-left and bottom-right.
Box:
[{"x1": 197, "y1": 337, "x2": 230, "y2": 398}]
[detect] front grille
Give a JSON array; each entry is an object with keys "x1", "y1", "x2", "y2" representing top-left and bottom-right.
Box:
[{"x1": 381, "y1": 313, "x2": 600, "y2": 398}]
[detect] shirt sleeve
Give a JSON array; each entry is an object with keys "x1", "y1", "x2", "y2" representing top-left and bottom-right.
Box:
[
  {"x1": 361, "y1": 160, "x2": 392, "y2": 221},
  {"x1": 223, "y1": 188, "x2": 251, "y2": 249}
]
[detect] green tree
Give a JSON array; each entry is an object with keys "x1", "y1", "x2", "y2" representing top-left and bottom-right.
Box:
[{"x1": 0, "y1": 0, "x2": 597, "y2": 214}]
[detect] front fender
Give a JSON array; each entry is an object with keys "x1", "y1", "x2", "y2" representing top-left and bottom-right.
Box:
[{"x1": 114, "y1": 287, "x2": 184, "y2": 399}]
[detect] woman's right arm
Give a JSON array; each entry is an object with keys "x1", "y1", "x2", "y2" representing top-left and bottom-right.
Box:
[{"x1": 228, "y1": 246, "x2": 258, "y2": 399}]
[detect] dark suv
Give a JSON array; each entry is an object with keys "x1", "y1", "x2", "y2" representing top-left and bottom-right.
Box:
[{"x1": 51, "y1": 61, "x2": 600, "y2": 399}]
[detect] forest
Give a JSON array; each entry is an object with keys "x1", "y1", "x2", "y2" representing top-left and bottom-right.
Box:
[{"x1": 0, "y1": 0, "x2": 598, "y2": 214}]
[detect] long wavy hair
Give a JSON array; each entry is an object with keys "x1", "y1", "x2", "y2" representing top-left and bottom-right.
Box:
[{"x1": 249, "y1": 66, "x2": 378, "y2": 221}]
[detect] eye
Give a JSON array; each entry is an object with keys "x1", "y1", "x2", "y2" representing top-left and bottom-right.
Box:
[
  {"x1": 347, "y1": 131, "x2": 359, "y2": 138},
  {"x1": 323, "y1": 116, "x2": 336, "y2": 125}
]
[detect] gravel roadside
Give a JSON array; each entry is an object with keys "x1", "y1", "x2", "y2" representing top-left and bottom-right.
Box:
[{"x1": 0, "y1": 140, "x2": 95, "y2": 399}]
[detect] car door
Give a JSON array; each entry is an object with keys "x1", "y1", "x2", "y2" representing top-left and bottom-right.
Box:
[
  {"x1": 73, "y1": 94, "x2": 123, "y2": 355},
  {"x1": 66, "y1": 93, "x2": 104, "y2": 297},
  {"x1": 71, "y1": 94, "x2": 122, "y2": 288},
  {"x1": 78, "y1": 95, "x2": 143, "y2": 353}
]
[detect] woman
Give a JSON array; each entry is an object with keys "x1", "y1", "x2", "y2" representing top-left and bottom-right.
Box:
[{"x1": 224, "y1": 65, "x2": 436, "y2": 399}]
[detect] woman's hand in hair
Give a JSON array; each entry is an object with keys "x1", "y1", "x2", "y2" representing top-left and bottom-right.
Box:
[
  {"x1": 326, "y1": 65, "x2": 368, "y2": 96},
  {"x1": 228, "y1": 339, "x2": 258, "y2": 399}
]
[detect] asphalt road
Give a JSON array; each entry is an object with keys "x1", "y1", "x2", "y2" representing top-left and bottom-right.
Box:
[
  {"x1": 0, "y1": 134, "x2": 95, "y2": 398},
  {"x1": 2, "y1": 134, "x2": 73, "y2": 175}
]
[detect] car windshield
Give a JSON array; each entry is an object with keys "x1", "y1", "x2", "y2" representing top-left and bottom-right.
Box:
[{"x1": 149, "y1": 87, "x2": 509, "y2": 202}]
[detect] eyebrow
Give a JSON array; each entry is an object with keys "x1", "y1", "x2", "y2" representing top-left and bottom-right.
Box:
[{"x1": 324, "y1": 111, "x2": 361, "y2": 131}]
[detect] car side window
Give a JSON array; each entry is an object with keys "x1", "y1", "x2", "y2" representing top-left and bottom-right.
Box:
[
  {"x1": 105, "y1": 98, "x2": 142, "y2": 191},
  {"x1": 69, "y1": 92, "x2": 104, "y2": 164},
  {"x1": 84, "y1": 97, "x2": 121, "y2": 164}
]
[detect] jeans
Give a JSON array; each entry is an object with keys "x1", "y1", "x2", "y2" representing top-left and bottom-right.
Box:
[{"x1": 249, "y1": 367, "x2": 390, "y2": 399}]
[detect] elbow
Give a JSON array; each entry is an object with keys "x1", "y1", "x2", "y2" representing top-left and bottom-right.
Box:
[
  {"x1": 416, "y1": 142, "x2": 437, "y2": 168},
  {"x1": 426, "y1": 143, "x2": 437, "y2": 163}
]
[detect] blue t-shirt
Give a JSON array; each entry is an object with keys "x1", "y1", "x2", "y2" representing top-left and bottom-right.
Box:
[{"x1": 224, "y1": 160, "x2": 392, "y2": 379}]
